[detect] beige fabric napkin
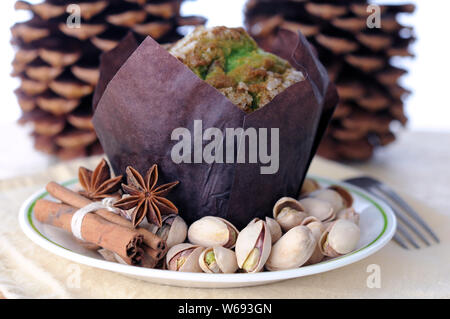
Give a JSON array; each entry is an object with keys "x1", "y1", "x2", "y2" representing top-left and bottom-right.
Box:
[{"x1": 0, "y1": 156, "x2": 449, "y2": 298}]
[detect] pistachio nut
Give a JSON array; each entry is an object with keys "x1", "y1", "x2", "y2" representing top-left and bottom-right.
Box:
[
  {"x1": 328, "y1": 185, "x2": 354, "y2": 208},
  {"x1": 301, "y1": 216, "x2": 324, "y2": 232},
  {"x1": 309, "y1": 186, "x2": 352, "y2": 213},
  {"x1": 300, "y1": 178, "x2": 321, "y2": 196},
  {"x1": 299, "y1": 197, "x2": 335, "y2": 222},
  {"x1": 322, "y1": 220, "x2": 334, "y2": 230},
  {"x1": 249, "y1": 217, "x2": 282, "y2": 243},
  {"x1": 301, "y1": 216, "x2": 326, "y2": 265},
  {"x1": 188, "y1": 216, "x2": 239, "y2": 249},
  {"x1": 199, "y1": 246, "x2": 238, "y2": 274},
  {"x1": 235, "y1": 220, "x2": 272, "y2": 273},
  {"x1": 336, "y1": 207, "x2": 360, "y2": 225},
  {"x1": 265, "y1": 225, "x2": 316, "y2": 271},
  {"x1": 273, "y1": 197, "x2": 308, "y2": 232},
  {"x1": 319, "y1": 219, "x2": 360, "y2": 257},
  {"x1": 154, "y1": 214, "x2": 188, "y2": 249},
  {"x1": 166, "y1": 243, "x2": 204, "y2": 272}
]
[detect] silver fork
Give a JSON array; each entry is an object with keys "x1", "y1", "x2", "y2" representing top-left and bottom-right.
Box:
[{"x1": 344, "y1": 176, "x2": 439, "y2": 249}]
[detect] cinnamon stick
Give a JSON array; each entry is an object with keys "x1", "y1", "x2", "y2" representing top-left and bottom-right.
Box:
[
  {"x1": 115, "y1": 250, "x2": 145, "y2": 266},
  {"x1": 46, "y1": 181, "x2": 166, "y2": 251},
  {"x1": 34, "y1": 199, "x2": 144, "y2": 266},
  {"x1": 46, "y1": 181, "x2": 91, "y2": 207},
  {"x1": 144, "y1": 245, "x2": 165, "y2": 260},
  {"x1": 141, "y1": 246, "x2": 159, "y2": 268}
]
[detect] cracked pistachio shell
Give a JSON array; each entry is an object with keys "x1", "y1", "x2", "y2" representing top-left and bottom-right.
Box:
[
  {"x1": 302, "y1": 216, "x2": 326, "y2": 238},
  {"x1": 97, "y1": 248, "x2": 116, "y2": 262},
  {"x1": 199, "y1": 246, "x2": 238, "y2": 274},
  {"x1": 273, "y1": 197, "x2": 308, "y2": 232},
  {"x1": 336, "y1": 207, "x2": 360, "y2": 225},
  {"x1": 299, "y1": 197, "x2": 335, "y2": 222},
  {"x1": 300, "y1": 178, "x2": 321, "y2": 196},
  {"x1": 235, "y1": 220, "x2": 272, "y2": 273},
  {"x1": 319, "y1": 220, "x2": 360, "y2": 257},
  {"x1": 249, "y1": 217, "x2": 282, "y2": 243},
  {"x1": 114, "y1": 253, "x2": 129, "y2": 265},
  {"x1": 309, "y1": 189, "x2": 346, "y2": 213},
  {"x1": 265, "y1": 217, "x2": 282, "y2": 243},
  {"x1": 301, "y1": 217, "x2": 325, "y2": 265},
  {"x1": 156, "y1": 215, "x2": 188, "y2": 249},
  {"x1": 188, "y1": 216, "x2": 239, "y2": 249},
  {"x1": 166, "y1": 243, "x2": 204, "y2": 272},
  {"x1": 328, "y1": 185, "x2": 354, "y2": 208},
  {"x1": 266, "y1": 225, "x2": 316, "y2": 271}
]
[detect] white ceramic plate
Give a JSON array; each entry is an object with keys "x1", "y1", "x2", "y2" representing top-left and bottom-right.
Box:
[{"x1": 19, "y1": 175, "x2": 396, "y2": 288}]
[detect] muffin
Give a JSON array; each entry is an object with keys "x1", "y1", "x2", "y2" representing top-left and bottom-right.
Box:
[
  {"x1": 93, "y1": 28, "x2": 338, "y2": 228},
  {"x1": 168, "y1": 26, "x2": 305, "y2": 112}
]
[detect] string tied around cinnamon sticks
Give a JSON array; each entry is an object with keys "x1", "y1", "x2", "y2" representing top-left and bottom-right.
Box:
[
  {"x1": 71, "y1": 197, "x2": 125, "y2": 241},
  {"x1": 39, "y1": 181, "x2": 169, "y2": 268}
]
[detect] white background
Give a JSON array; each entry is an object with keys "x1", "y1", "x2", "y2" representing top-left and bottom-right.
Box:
[{"x1": 0, "y1": 0, "x2": 449, "y2": 178}]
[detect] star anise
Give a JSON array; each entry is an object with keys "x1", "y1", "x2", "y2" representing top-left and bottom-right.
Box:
[
  {"x1": 78, "y1": 159, "x2": 123, "y2": 201},
  {"x1": 113, "y1": 164, "x2": 179, "y2": 228}
]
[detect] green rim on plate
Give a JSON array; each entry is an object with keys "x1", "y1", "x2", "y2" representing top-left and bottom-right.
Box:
[
  {"x1": 27, "y1": 177, "x2": 388, "y2": 264},
  {"x1": 27, "y1": 178, "x2": 79, "y2": 251}
]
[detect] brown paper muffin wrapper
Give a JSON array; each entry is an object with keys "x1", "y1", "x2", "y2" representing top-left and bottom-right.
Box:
[{"x1": 93, "y1": 29, "x2": 338, "y2": 229}]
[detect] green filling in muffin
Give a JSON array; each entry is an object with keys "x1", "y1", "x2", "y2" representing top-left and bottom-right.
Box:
[{"x1": 168, "y1": 26, "x2": 304, "y2": 112}]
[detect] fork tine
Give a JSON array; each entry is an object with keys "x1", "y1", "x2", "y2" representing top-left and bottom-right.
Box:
[
  {"x1": 371, "y1": 188, "x2": 431, "y2": 246},
  {"x1": 344, "y1": 176, "x2": 438, "y2": 249},
  {"x1": 393, "y1": 208, "x2": 431, "y2": 246},
  {"x1": 376, "y1": 183, "x2": 440, "y2": 243},
  {"x1": 396, "y1": 223, "x2": 420, "y2": 249},
  {"x1": 393, "y1": 234, "x2": 409, "y2": 249},
  {"x1": 369, "y1": 188, "x2": 423, "y2": 249}
]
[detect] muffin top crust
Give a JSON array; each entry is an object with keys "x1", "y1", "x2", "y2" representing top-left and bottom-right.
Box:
[{"x1": 168, "y1": 26, "x2": 304, "y2": 112}]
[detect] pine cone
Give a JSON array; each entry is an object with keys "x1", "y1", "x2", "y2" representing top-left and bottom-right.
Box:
[
  {"x1": 245, "y1": 0, "x2": 414, "y2": 161},
  {"x1": 12, "y1": 0, "x2": 205, "y2": 160}
]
